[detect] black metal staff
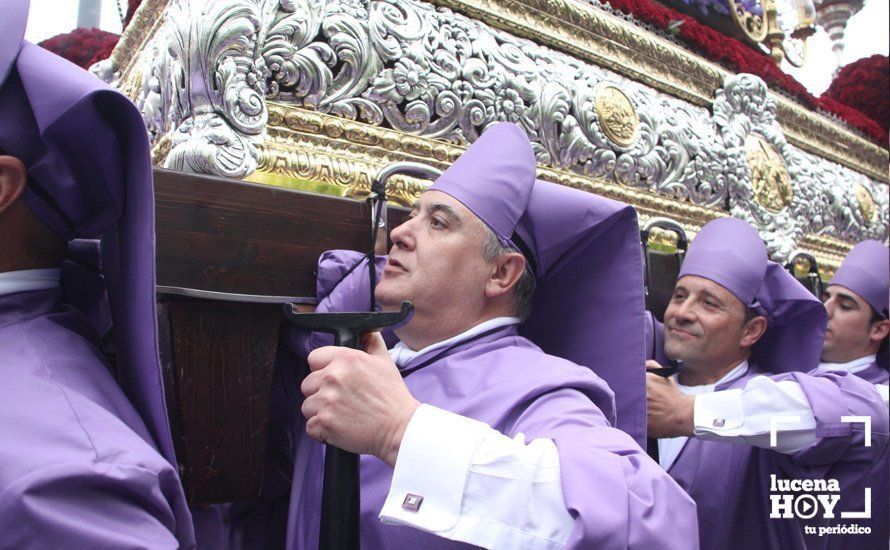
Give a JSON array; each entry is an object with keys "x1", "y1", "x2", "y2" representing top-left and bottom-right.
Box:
[
  {"x1": 282, "y1": 301, "x2": 413, "y2": 550},
  {"x1": 366, "y1": 162, "x2": 443, "y2": 310},
  {"x1": 285, "y1": 161, "x2": 440, "y2": 549},
  {"x1": 641, "y1": 217, "x2": 688, "y2": 464}
]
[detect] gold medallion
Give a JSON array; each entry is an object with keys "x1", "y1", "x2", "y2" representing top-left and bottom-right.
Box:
[
  {"x1": 855, "y1": 183, "x2": 877, "y2": 225},
  {"x1": 744, "y1": 135, "x2": 793, "y2": 213},
  {"x1": 594, "y1": 85, "x2": 640, "y2": 148}
]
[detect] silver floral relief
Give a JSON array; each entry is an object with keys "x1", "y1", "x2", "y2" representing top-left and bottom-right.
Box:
[
  {"x1": 113, "y1": 0, "x2": 731, "y2": 205},
  {"x1": 714, "y1": 74, "x2": 805, "y2": 260},
  {"x1": 798, "y1": 149, "x2": 889, "y2": 243},
  {"x1": 111, "y1": 0, "x2": 885, "y2": 252},
  {"x1": 713, "y1": 73, "x2": 888, "y2": 260}
]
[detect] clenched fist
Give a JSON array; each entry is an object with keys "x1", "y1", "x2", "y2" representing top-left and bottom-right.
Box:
[
  {"x1": 646, "y1": 360, "x2": 695, "y2": 439},
  {"x1": 301, "y1": 331, "x2": 421, "y2": 467}
]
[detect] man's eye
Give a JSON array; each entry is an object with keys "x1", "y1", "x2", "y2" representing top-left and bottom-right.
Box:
[{"x1": 430, "y1": 217, "x2": 445, "y2": 228}]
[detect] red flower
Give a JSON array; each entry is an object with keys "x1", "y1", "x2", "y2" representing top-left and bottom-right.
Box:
[
  {"x1": 822, "y1": 55, "x2": 889, "y2": 139},
  {"x1": 39, "y1": 28, "x2": 120, "y2": 69}
]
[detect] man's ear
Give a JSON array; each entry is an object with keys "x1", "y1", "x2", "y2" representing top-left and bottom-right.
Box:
[
  {"x1": 484, "y1": 252, "x2": 526, "y2": 299},
  {"x1": 869, "y1": 319, "x2": 890, "y2": 344},
  {"x1": 740, "y1": 315, "x2": 768, "y2": 349},
  {"x1": 0, "y1": 156, "x2": 27, "y2": 215}
]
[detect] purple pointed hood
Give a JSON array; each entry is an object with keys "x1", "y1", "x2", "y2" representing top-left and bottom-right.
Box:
[
  {"x1": 430, "y1": 122, "x2": 535, "y2": 245},
  {"x1": 679, "y1": 218, "x2": 826, "y2": 374},
  {"x1": 0, "y1": 0, "x2": 176, "y2": 464},
  {"x1": 830, "y1": 240, "x2": 888, "y2": 318},
  {"x1": 830, "y1": 239, "x2": 889, "y2": 369},
  {"x1": 515, "y1": 180, "x2": 647, "y2": 446}
]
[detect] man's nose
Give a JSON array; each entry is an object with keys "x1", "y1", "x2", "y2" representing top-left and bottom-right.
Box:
[
  {"x1": 389, "y1": 219, "x2": 414, "y2": 250},
  {"x1": 671, "y1": 299, "x2": 696, "y2": 324}
]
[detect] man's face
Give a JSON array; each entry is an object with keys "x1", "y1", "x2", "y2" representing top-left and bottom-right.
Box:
[
  {"x1": 663, "y1": 275, "x2": 752, "y2": 370},
  {"x1": 375, "y1": 190, "x2": 491, "y2": 321},
  {"x1": 822, "y1": 285, "x2": 882, "y2": 363}
]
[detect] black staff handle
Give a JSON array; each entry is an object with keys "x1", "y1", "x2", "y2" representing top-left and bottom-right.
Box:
[
  {"x1": 282, "y1": 301, "x2": 414, "y2": 550},
  {"x1": 645, "y1": 360, "x2": 683, "y2": 465}
]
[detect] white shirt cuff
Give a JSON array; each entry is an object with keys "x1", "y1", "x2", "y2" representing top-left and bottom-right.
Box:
[
  {"x1": 379, "y1": 404, "x2": 489, "y2": 532},
  {"x1": 693, "y1": 388, "x2": 745, "y2": 435},
  {"x1": 693, "y1": 377, "x2": 818, "y2": 453}
]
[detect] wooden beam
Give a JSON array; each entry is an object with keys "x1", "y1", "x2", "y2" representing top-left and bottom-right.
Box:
[
  {"x1": 155, "y1": 168, "x2": 408, "y2": 297},
  {"x1": 153, "y1": 169, "x2": 407, "y2": 503}
]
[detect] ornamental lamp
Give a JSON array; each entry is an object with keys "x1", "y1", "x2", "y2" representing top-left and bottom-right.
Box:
[{"x1": 730, "y1": 0, "x2": 818, "y2": 67}]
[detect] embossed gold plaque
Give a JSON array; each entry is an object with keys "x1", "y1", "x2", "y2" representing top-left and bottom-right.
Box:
[
  {"x1": 594, "y1": 85, "x2": 640, "y2": 148},
  {"x1": 745, "y1": 135, "x2": 793, "y2": 213},
  {"x1": 855, "y1": 183, "x2": 877, "y2": 225}
]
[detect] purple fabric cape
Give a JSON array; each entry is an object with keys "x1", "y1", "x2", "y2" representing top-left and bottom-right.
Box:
[
  {"x1": 0, "y1": 0, "x2": 175, "y2": 466},
  {"x1": 1, "y1": 0, "x2": 193, "y2": 545},
  {"x1": 0, "y1": 289, "x2": 195, "y2": 548},
  {"x1": 515, "y1": 180, "x2": 647, "y2": 446},
  {"x1": 285, "y1": 249, "x2": 698, "y2": 549}
]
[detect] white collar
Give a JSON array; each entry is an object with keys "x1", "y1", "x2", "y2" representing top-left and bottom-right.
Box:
[
  {"x1": 0, "y1": 269, "x2": 61, "y2": 297},
  {"x1": 390, "y1": 316, "x2": 521, "y2": 368},
  {"x1": 676, "y1": 360, "x2": 749, "y2": 395},
  {"x1": 815, "y1": 355, "x2": 877, "y2": 376}
]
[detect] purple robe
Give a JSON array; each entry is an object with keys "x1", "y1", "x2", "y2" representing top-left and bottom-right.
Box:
[
  {"x1": 0, "y1": 289, "x2": 195, "y2": 548},
  {"x1": 285, "y1": 250, "x2": 699, "y2": 549},
  {"x1": 674, "y1": 367, "x2": 887, "y2": 550},
  {"x1": 2, "y1": 2, "x2": 199, "y2": 544}
]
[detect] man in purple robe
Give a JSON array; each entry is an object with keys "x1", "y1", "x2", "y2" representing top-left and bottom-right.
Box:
[
  {"x1": 0, "y1": 0, "x2": 194, "y2": 546},
  {"x1": 645, "y1": 218, "x2": 889, "y2": 549},
  {"x1": 284, "y1": 122, "x2": 698, "y2": 548},
  {"x1": 817, "y1": 240, "x2": 889, "y2": 392}
]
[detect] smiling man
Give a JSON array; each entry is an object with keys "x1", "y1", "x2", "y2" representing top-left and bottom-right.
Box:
[
  {"x1": 284, "y1": 122, "x2": 698, "y2": 549},
  {"x1": 645, "y1": 218, "x2": 888, "y2": 550}
]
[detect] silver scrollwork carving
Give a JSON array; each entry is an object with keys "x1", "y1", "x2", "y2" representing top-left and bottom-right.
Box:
[
  {"x1": 714, "y1": 74, "x2": 887, "y2": 260},
  {"x1": 106, "y1": 0, "x2": 886, "y2": 253}
]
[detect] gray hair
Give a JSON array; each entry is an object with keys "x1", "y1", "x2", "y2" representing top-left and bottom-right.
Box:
[{"x1": 481, "y1": 226, "x2": 535, "y2": 321}]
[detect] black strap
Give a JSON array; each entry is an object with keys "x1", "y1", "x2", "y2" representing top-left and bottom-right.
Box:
[{"x1": 509, "y1": 232, "x2": 537, "y2": 278}]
